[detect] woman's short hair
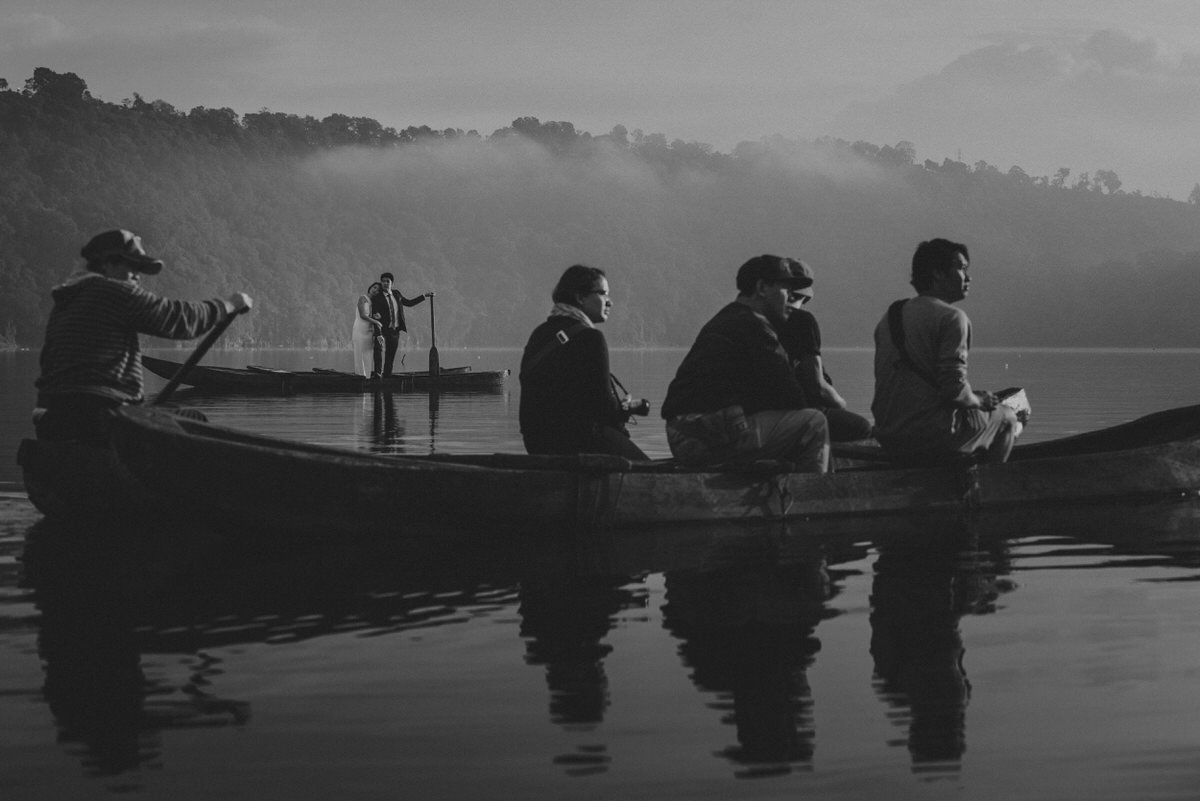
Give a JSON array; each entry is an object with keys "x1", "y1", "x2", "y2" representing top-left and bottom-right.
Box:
[
  {"x1": 552, "y1": 264, "x2": 607, "y2": 306},
  {"x1": 911, "y1": 238, "x2": 969, "y2": 291}
]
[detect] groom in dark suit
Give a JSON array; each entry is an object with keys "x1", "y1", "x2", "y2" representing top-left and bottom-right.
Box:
[{"x1": 370, "y1": 271, "x2": 432, "y2": 377}]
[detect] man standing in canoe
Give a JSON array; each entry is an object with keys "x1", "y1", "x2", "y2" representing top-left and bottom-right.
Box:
[
  {"x1": 871, "y1": 238, "x2": 1021, "y2": 465},
  {"x1": 370, "y1": 271, "x2": 433, "y2": 378},
  {"x1": 661, "y1": 254, "x2": 830, "y2": 472},
  {"x1": 34, "y1": 229, "x2": 252, "y2": 443}
]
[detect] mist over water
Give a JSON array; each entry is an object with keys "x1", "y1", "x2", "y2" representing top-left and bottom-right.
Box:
[{"x1": 297, "y1": 132, "x2": 1200, "y2": 352}]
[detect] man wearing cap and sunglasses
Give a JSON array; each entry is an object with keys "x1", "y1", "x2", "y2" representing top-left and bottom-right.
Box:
[
  {"x1": 34, "y1": 229, "x2": 252, "y2": 443},
  {"x1": 777, "y1": 258, "x2": 873, "y2": 442},
  {"x1": 661, "y1": 254, "x2": 829, "y2": 472}
]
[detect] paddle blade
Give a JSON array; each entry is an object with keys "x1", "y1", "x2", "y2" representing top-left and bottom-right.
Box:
[{"x1": 429, "y1": 346, "x2": 440, "y2": 376}]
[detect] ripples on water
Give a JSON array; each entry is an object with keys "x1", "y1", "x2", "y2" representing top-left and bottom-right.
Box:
[{"x1": 4, "y1": 348, "x2": 1200, "y2": 799}]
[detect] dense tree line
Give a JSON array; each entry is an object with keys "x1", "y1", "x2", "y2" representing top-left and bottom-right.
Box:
[{"x1": 4, "y1": 67, "x2": 1200, "y2": 351}]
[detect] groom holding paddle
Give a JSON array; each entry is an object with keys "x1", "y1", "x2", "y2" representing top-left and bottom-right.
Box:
[
  {"x1": 34, "y1": 228, "x2": 252, "y2": 444},
  {"x1": 369, "y1": 271, "x2": 434, "y2": 378}
]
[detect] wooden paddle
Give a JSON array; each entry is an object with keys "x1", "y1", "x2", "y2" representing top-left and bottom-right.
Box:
[
  {"x1": 427, "y1": 293, "x2": 440, "y2": 376},
  {"x1": 154, "y1": 306, "x2": 249, "y2": 405}
]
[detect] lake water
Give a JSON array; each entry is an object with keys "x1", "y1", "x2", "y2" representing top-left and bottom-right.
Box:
[{"x1": 4, "y1": 346, "x2": 1200, "y2": 800}]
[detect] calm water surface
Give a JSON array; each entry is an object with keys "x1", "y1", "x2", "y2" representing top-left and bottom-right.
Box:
[{"x1": 3, "y1": 346, "x2": 1200, "y2": 800}]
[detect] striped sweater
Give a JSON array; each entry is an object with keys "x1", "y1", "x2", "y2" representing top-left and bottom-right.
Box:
[{"x1": 36, "y1": 272, "x2": 226, "y2": 405}]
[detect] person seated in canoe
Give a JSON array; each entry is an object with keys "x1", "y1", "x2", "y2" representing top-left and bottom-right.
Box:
[
  {"x1": 776, "y1": 258, "x2": 874, "y2": 443},
  {"x1": 660, "y1": 255, "x2": 830, "y2": 472},
  {"x1": 352, "y1": 281, "x2": 384, "y2": 377},
  {"x1": 34, "y1": 229, "x2": 253, "y2": 444},
  {"x1": 519, "y1": 264, "x2": 650, "y2": 460},
  {"x1": 871, "y1": 238, "x2": 1023, "y2": 466},
  {"x1": 371, "y1": 271, "x2": 433, "y2": 378}
]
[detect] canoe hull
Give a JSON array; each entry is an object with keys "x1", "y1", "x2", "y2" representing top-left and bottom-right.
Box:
[
  {"x1": 141, "y1": 356, "x2": 508, "y2": 394},
  {"x1": 19, "y1": 404, "x2": 1200, "y2": 537}
]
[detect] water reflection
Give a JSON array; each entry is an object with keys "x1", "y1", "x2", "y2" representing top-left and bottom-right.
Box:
[
  {"x1": 519, "y1": 573, "x2": 647, "y2": 729},
  {"x1": 24, "y1": 521, "x2": 251, "y2": 782},
  {"x1": 661, "y1": 536, "x2": 839, "y2": 778},
  {"x1": 363, "y1": 390, "x2": 405, "y2": 453},
  {"x1": 19, "y1": 499, "x2": 1200, "y2": 793},
  {"x1": 871, "y1": 533, "x2": 970, "y2": 775},
  {"x1": 519, "y1": 571, "x2": 648, "y2": 776}
]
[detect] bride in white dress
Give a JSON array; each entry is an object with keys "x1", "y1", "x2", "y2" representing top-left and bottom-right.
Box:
[{"x1": 352, "y1": 282, "x2": 382, "y2": 377}]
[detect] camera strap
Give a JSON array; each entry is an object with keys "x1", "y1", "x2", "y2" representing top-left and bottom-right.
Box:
[
  {"x1": 519, "y1": 322, "x2": 589, "y2": 381},
  {"x1": 887, "y1": 299, "x2": 940, "y2": 390}
]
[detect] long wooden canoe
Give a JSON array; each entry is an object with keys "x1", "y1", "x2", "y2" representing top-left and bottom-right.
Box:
[
  {"x1": 141, "y1": 355, "x2": 509, "y2": 394},
  {"x1": 17, "y1": 403, "x2": 1200, "y2": 536}
]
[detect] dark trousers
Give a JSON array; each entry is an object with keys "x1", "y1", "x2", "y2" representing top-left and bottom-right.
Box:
[
  {"x1": 374, "y1": 329, "x2": 401, "y2": 377},
  {"x1": 35, "y1": 396, "x2": 122, "y2": 445},
  {"x1": 823, "y1": 407, "x2": 874, "y2": 442},
  {"x1": 523, "y1": 424, "x2": 649, "y2": 461}
]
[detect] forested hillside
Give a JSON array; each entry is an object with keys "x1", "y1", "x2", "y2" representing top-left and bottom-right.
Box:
[{"x1": 4, "y1": 68, "x2": 1200, "y2": 350}]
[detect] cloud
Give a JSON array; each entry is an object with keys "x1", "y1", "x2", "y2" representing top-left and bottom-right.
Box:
[
  {"x1": 0, "y1": 12, "x2": 68, "y2": 50},
  {"x1": 0, "y1": 12, "x2": 298, "y2": 110},
  {"x1": 830, "y1": 29, "x2": 1200, "y2": 197}
]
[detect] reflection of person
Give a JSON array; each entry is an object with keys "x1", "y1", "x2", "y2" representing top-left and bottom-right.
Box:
[
  {"x1": 518, "y1": 572, "x2": 640, "y2": 727},
  {"x1": 661, "y1": 557, "x2": 832, "y2": 775},
  {"x1": 661, "y1": 254, "x2": 829, "y2": 471},
  {"x1": 519, "y1": 264, "x2": 649, "y2": 460},
  {"x1": 776, "y1": 259, "x2": 873, "y2": 442},
  {"x1": 369, "y1": 271, "x2": 432, "y2": 378},
  {"x1": 28, "y1": 520, "x2": 251, "y2": 780},
  {"x1": 37, "y1": 572, "x2": 150, "y2": 775},
  {"x1": 868, "y1": 528, "x2": 1008, "y2": 772},
  {"x1": 34, "y1": 229, "x2": 253, "y2": 444},
  {"x1": 352, "y1": 282, "x2": 383, "y2": 377},
  {"x1": 871, "y1": 238, "x2": 1021, "y2": 465},
  {"x1": 364, "y1": 391, "x2": 405, "y2": 453}
]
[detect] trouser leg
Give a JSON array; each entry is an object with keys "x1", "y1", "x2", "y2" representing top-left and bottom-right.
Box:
[
  {"x1": 371, "y1": 334, "x2": 385, "y2": 377},
  {"x1": 823, "y1": 406, "x2": 874, "y2": 442},
  {"x1": 382, "y1": 331, "x2": 399, "y2": 376},
  {"x1": 744, "y1": 409, "x2": 830, "y2": 473}
]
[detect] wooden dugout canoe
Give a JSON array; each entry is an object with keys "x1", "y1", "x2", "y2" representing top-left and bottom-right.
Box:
[
  {"x1": 17, "y1": 403, "x2": 1200, "y2": 536},
  {"x1": 141, "y1": 355, "x2": 509, "y2": 394}
]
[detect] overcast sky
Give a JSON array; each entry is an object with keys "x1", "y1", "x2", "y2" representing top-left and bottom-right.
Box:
[{"x1": 5, "y1": 0, "x2": 1200, "y2": 198}]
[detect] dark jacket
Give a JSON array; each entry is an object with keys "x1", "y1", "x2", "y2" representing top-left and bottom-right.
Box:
[
  {"x1": 370, "y1": 288, "x2": 426, "y2": 333},
  {"x1": 662, "y1": 301, "x2": 805, "y2": 419},
  {"x1": 519, "y1": 317, "x2": 627, "y2": 454}
]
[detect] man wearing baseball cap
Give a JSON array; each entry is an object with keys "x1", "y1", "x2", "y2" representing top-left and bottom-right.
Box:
[
  {"x1": 34, "y1": 229, "x2": 252, "y2": 443},
  {"x1": 660, "y1": 254, "x2": 829, "y2": 471}
]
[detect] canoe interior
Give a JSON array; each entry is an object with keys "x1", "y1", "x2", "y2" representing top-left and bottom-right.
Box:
[{"x1": 141, "y1": 355, "x2": 508, "y2": 394}]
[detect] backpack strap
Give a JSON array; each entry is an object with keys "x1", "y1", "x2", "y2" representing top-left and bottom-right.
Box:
[
  {"x1": 887, "y1": 300, "x2": 940, "y2": 389},
  {"x1": 520, "y1": 322, "x2": 590, "y2": 380}
]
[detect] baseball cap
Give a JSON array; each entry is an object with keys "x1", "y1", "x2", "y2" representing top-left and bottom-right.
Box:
[
  {"x1": 80, "y1": 229, "x2": 164, "y2": 274},
  {"x1": 735, "y1": 254, "x2": 813, "y2": 294}
]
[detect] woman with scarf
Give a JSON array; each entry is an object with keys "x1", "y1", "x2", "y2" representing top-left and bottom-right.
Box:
[{"x1": 518, "y1": 264, "x2": 649, "y2": 460}]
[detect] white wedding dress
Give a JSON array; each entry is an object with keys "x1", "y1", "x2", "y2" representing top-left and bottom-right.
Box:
[{"x1": 352, "y1": 294, "x2": 376, "y2": 376}]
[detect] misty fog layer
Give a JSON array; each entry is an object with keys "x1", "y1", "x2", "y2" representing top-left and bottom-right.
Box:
[{"x1": 5, "y1": 71, "x2": 1200, "y2": 350}]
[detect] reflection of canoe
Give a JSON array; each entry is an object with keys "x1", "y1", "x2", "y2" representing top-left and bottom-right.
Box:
[
  {"x1": 141, "y1": 355, "x2": 508, "y2": 394},
  {"x1": 18, "y1": 403, "x2": 1200, "y2": 535}
]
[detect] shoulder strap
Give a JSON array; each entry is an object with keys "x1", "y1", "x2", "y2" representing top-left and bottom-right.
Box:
[
  {"x1": 887, "y1": 300, "x2": 939, "y2": 389},
  {"x1": 520, "y1": 322, "x2": 590, "y2": 380}
]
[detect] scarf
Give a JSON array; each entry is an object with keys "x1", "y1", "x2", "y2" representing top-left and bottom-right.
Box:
[{"x1": 548, "y1": 302, "x2": 594, "y2": 328}]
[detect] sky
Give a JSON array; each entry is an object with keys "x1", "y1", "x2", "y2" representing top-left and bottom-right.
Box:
[{"x1": 5, "y1": 0, "x2": 1200, "y2": 198}]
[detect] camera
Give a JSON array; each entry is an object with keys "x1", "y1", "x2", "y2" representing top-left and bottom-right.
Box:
[{"x1": 626, "y1": 398, "x2": 651, "y2": 417}]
